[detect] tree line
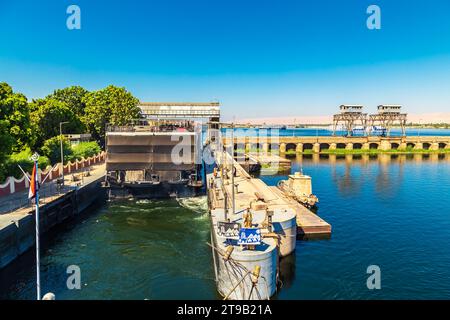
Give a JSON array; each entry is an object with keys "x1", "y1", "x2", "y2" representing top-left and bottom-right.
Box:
[{"x1": 0, "y1": 82, "x2": 141, "y2": 182}]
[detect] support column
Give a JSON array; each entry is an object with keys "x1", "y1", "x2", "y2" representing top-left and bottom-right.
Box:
[
  {"x1": 262, "y1": 143, "x2": 269, "y2": 153},
  {"x1": 380, "y1": 140, "x2": 391, "y2": 151},
  {"x1": 430, "y1": 142, "x2": 439, "y2": 151},
  {"x1": 245, "y1": 143, "x2": 251, "y2": 152},
  {"x1": 280, "y1": 143, "x2": 286, "y2": 153},
  {"x1": 398, "y1": 142, "x2": 407, "y2": 151},
  {"x1": 329, "y1": 143, "x2": 337, "y2": 150},
  {"x1": 345, "y1": 143, "x2": 353, "y2": 150},
  {"x1": 296, "y1": 143, "x2": 303, "y2": 153},
  {"x1": 9, "y1": 177, "x2": 14, "y2": 194},
  {"x1": 414, "y1": 142, "x2": 423, "y2": 150},
  {"x1": 362, "y1": 142, "x2": 370, "y2": 150},
  {"x1": 313, "y1": 143, "x2": 320, "y2": 153}
]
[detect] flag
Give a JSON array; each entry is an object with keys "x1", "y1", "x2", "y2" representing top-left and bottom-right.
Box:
[{"x1": 28, "y1": 162, "x2": 38, "y2": 200}]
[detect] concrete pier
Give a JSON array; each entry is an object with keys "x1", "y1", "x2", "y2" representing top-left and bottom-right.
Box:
[{"x1": 209, "y1": 152, "x2": 331, "y2": 238}]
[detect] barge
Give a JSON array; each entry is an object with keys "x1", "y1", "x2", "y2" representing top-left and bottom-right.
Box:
[{"x1": 105, "y1": 119, "x2": 204, "y2": 199}]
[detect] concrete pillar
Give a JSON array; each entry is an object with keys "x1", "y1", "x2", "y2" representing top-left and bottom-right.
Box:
[
  {"x1": 262, "y1": 143, "x2": 269, "y2": 153},
  {"x1": 329, "y1": 143, "x2": 337, "y2": 150},
  {"x1": 362, "y1": 142, "x2": 370, "y2": 150},
  {"x1": 345, "y1": 143, "x2": 353, "y2": 150},
  {"x1": 296, "y1": 143, "x2": 303, "y2": 153},
  {"x1": 313, "y1": 143, "x2": 320, "y2": 153},
  {"x1": 245, "y1": 143, "x2": 251, "y2": 152},
  {"x1": 414, "y1": 142, "x2": 423, "y2": 150},
  {"x1": 430, "y1": 142, "x2": 439, "y2": 151},
  {"x1": 8, "y1": 177, "x2": 14, "y2": 194},
  {"x1": 380, "y1": 140, "x2": 391, "y2": 151},
  {"x1": 398, "y1": 142, "x2": 407, "y2": 151},
  {"x1": 280, "y1": 143, "x2": 286, "y2": 153}
]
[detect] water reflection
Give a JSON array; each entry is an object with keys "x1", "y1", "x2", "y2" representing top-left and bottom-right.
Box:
[
  {"x1": 281, "y1": 153, "x2": 449, "y2": 199},
  {"x1": 287, "y1": 152, "x2": 450, "y2": 165}
]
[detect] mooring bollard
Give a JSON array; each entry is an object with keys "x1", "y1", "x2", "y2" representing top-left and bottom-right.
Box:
[{"x1": 42, "y1": 292, "x2": 56, "y2": 300}]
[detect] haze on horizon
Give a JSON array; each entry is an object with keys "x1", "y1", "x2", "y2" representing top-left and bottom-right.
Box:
[{"x1": 1, "y1": 0, "x2": 450, "y2": 122}]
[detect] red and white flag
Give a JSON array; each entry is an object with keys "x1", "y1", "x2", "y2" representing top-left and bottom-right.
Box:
[{"x1": 28, "y1": 162, "x2": 38, "y2": 200}]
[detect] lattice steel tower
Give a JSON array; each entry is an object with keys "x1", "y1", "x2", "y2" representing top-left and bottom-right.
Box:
[
  {"x1": 368, "y1": 105, "x2": 407, "y2": 136},
  {"x1": 332, "y1": 105, "x2": 368, "y2": 136}
]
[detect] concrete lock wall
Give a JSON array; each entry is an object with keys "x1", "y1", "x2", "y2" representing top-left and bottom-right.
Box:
[{"x1": 0, "y1": 177, "x2": 106, "y2": 269}]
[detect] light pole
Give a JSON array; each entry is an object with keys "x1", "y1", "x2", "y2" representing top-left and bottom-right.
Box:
[{"x1": 60, "y1": 122, "x2": 69, "y2": 187}]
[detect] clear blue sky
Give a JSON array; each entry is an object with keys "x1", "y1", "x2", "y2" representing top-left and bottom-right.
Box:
[{"x1": 1, "y1": 0, "x2": 450, "y2": 120}]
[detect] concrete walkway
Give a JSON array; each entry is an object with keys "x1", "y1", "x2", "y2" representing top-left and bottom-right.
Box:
[{"x1": 0, "y1": 163, "x2": 105, "y2": 227}]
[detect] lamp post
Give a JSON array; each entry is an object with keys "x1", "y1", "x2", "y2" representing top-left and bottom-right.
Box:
[
  {"x1": 60, "y1": 122, "x2": 69, "y2": 188},
  {"x1": 30, "y1": 152, "x2": 41, "y2": 300}
]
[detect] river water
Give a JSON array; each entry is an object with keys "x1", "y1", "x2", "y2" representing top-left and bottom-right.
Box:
[{"x1": 1, "y1": 153, "x2": 449, "y2": 299}]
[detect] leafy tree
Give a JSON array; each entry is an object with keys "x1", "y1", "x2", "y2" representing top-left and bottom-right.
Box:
[
  {"x1": 0, "y1": 120, "x2": 14, "y2": 182},
  {"x1": 3, "y1": 148, "x2": 50, "y2": 180},
  {"x1": 30, "y1": 98, "x2": 84, "y2": 148},
  {"x1": 83, "y1": 85, "x2": 140, "y2": 144},
  {"x1": 0, "y1": 82, "x2": 34, "y2": 151},
  {"x1": 71, "y1": 141, "x2": 101, "y2": 160},
  {"x1": 40, "y1": 136, "x2": 73, "y2": 165},
  {"x1": 47, "y1": 86, "x2": 89, "y2": 117}
]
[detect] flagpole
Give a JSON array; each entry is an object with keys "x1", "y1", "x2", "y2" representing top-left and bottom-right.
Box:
[{"x1": 31, "y1": 153, "x2": 41, "y2": 300}]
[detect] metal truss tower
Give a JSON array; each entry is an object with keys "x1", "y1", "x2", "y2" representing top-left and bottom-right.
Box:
[
  {"x1": 332, "y1": 105, "x2": 368, "y2": 136},
  {"x1": 368, "y1": 105, "x2": 407, "y2": 137}
]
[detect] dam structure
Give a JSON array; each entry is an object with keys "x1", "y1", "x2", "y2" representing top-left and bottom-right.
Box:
[{"x1": 224, "y1": 135, "x2": 450, "y2": 153}]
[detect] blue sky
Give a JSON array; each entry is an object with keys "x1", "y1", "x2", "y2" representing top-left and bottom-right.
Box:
[{"x1": 1, "y1": 0, "x2": 450, "y2": 120}]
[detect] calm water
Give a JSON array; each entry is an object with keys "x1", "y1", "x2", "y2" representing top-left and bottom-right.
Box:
[
  {"x1": 1, "y1": 153, "x2": 450, "y2": 299},
  {"x1": 232, "y1": 128, "x2": 450, "y2": 137}
]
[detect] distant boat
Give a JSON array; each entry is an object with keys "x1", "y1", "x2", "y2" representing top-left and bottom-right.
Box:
[
  {"x1": 370, "y1": 126, "x2": 387, "y2": 135},
  {"x1": 352, "y1": 126, "x2": 366, "y2": 135}
]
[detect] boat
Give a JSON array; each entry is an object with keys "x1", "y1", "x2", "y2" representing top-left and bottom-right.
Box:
[
  {"x1": 105, "y1": 119, "x2": 204, "y2": 199},
  {"x1": 207, "y1": 151, "x2": 297, "y2": 300},
  {"x1": 277, "y1": 172, "x2": 319, "y2": 209}
]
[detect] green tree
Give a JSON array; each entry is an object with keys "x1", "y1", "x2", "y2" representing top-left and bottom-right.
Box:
[
  {"x1": 83, "y1": 85, "x2": 140, "y2": 144},
  {"x1": 0, "y1": 82, "x2": 34, "y2": 151},
  {"x1": 41, "y1": 136, "x2": 73, "y2": 165},
  {"x1": 47, "y1": 86, "x2": 89, "y2": 117},
  {"x1": 0, "y1": 120, "x2": 14, "y2": 182},
  {"x1": 30, "y1": 98, "x2": 84, "y2": 148},
  {"x1": 71, "y1": 141, "x2": 101, "y2": 160}
]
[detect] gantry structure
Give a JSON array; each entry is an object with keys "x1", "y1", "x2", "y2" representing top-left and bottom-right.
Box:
[
  {"x1": 332, "y1": 105, "x2": 368, "y2": 136},
  {"x1": 368, "y1": 105, "x2": 407, "y2": 137}
]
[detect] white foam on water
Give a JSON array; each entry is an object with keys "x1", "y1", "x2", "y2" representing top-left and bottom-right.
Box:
[
  {"x1": 176, "y1": 196, "x2": 208, "y2": 216},
  {"x1": 136, "y1": 199, "x2": 153, "y2": 204}
]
